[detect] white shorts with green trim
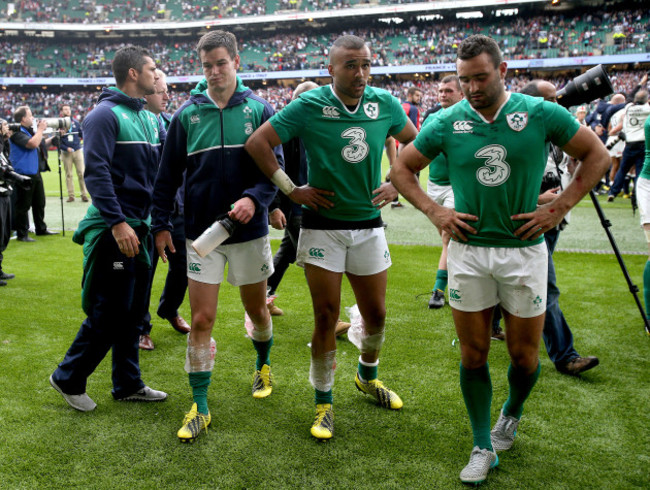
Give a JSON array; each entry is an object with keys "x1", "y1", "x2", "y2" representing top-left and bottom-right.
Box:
[
  {"x1": 185, "y1": 236, "x2": 273, "y2": 286},
  {"x1": 427, "y1": 180, "x2": 455, "y2": 208},
  {"x1": 296, "y1": 228, "x2": 391, "y2": 275},
  {"x1": 447, "y1": 241, "x2": 547, "y2": 317},
  {"x1": 636, "y1": 177, "x2": 650, "y2": 229}
]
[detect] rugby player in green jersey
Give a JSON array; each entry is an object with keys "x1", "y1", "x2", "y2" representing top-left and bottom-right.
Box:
[
  {"x1": 391, "y1": 35, "x2": 609, "y2": 484},
  {"x1": 246, "y1": 35, "x2": 418, "y2": 440}
]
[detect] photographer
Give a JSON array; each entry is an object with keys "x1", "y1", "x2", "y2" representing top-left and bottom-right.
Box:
[
  {"x1": 0, "y1": 119, "x2": 22, "y2": 285},
  {"x1": 9, "y1": 105, "x2": 57, "y2": 241}
]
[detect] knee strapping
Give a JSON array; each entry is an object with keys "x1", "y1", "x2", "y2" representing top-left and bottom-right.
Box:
[
  {"x1": 245, "y1": 313, "x2": 273, "y2": 342},
  {"x1": 346, "y1": 304, "x2": 385, "y2": 353},
  {"x1": 309, "y1": 350, "x2": 336, "y2": 392},
  {"x1": 184, "y1": 336, "x2": 217, "y2": 373}
]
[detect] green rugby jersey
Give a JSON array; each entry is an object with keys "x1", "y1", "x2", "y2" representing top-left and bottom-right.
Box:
[
  {"x1": 422, "y1": 112, "x2": 450, "y2": 186},
  {"x1": 270, "y1": 84, "x2": 408, "y2": 222},
  {"x1": 414, "y1": 92, "x2": 580, "y2": 248}
]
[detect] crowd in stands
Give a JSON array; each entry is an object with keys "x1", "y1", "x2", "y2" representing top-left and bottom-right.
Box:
[
  {"x1": 0, "y1": 8, "x2": 647, "y2": 79},
  {"x1": 0, "y1": 70, "x2": 645, "y2": 125},
  {"x1": 5, "y1": 0, "x2": 270, "y2": 23},
  {"x1": 2, "y1": 0, "x2": 427, "y2": 23}
]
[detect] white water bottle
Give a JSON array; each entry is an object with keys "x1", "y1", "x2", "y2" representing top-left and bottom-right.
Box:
[{"x1": 191, "y1": 217, "x2": 237, "y2": 257}]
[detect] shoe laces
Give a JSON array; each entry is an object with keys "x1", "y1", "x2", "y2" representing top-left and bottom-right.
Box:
[
  {"x1": 466, "y1": 447, "x2": 494, "y2": 472},
  {"x1": 255, "y1": 365, "x2": 272, "y2": 386},
  {"x1": 494, "y1": 414, "x2": 517, "y2": 436},
  {"x1": 314, "y1": 404, "x2": 332, "y2": 424}
]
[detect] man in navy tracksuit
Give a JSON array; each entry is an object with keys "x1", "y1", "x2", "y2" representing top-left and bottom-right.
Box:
[
  {"x1": 152, "y1": 30, "x2": 282, "y2": 442},
  {"x1": 50, "y1": 46, "x2": 168, "y2": 412}
]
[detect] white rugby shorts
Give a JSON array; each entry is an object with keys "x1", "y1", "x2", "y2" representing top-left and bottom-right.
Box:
[
  {"x1": 447, "y1": 241, "x2": 548, "y2": 317},
  {"x1": 296, "y1": 228, "x2": 391, "y2": 275},
  {"x1": 427, "y1": 180, "x2": 455, "y2": 208},
  {"x1": 185, "y1": 236, "x2": 273, "y2": 286},
  {"x1": 636, "y1": 177, "x2": 650, "y2": 230}
]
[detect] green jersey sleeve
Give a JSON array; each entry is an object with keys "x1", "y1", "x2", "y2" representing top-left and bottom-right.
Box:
[
  {"x1": 269, "y1": 98, "x2": 306, "y2": 143},
  {"x1": 543, "y1": 101, "x2": 581, "y2": 147}
]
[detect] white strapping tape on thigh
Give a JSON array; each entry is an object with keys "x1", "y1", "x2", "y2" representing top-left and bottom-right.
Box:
[
  {"x1": 309, "y1": 350, "x2": 336, "y2": 392},
  {"x1": 184, "y1": 336, "x2": 217, "y2": 373}
]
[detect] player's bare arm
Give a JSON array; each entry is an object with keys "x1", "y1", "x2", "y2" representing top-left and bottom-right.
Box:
[
  {"x1": 512, "y1": 125, "x2": 610, "y2": 240},
  {"x1": 392, "y1": 142, "x2": 478, "y2": 241},
  {"x1": 245, "y1": 121, "x2": 334, "y2": 210}
]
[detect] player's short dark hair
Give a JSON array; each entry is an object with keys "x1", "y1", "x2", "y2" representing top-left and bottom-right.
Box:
[
  {"x1": 457, "y1": 35, "x2": 502, "y2": 68},
  {"x1": 634, "y1": 90, "x2": 648, "y2": 105},
  {"x1": 112, "y1": 46, "x2": 152, "y2": 87},
  {"x1": 196, "y1": 30, "x2": 238, "y2": 60},
  {"x1": 13, "y1": 106, "x2": 29, "y2": 124},
  {"x1": 520, "y1": 80, "x2": 543, "y2": 97},
  {"x1": 440, "y1": 75, "x2": 461, "y2": 90},
  {"x1": 332, "y1": 35, "x2": 367, "y2": 52},
  {"x1": 407, "y1": 87, "x2": 422, "y2": 97}
]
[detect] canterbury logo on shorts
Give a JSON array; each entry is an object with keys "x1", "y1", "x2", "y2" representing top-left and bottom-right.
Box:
[{"x1": 309, "y1": 247, "x2": 325, "y2": 259}]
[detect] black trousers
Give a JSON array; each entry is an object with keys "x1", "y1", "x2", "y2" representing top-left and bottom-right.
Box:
[
  {"x1": 267, "y1": 214, "x2": 301, "y2": 296},
  {"x1": 14, "y1": 172, "x2": 47, "y2": 237},
  {"x1": 140, "y1": 213, "x2": 188, "y2": 335},
  {"x1": 0, "y1": 194, "x2": 11, "y2": 271},
  {"x1": 52, "y1": 227, "x2": 150, "y2": 398}
]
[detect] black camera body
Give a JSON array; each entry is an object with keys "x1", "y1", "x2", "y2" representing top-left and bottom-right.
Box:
[{"x1": 0, "y1": 153, "x2": 31, "y2": 191}]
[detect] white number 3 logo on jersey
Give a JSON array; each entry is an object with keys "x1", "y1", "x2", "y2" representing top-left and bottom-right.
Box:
[
  {"x1": 475, "y1": 144, "x2": 511, "y2": 187},
  {"x1": 341, "y1": 127, "x2": 369, "y2": 163}
]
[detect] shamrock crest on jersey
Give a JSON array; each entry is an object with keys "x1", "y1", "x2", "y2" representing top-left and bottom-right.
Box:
[
  {"x1": 506, "y1": 112, "x2": 528, "y2": 131},
  {"x1": 363, "y1": 102, "x2": 379, "y2": 119}
]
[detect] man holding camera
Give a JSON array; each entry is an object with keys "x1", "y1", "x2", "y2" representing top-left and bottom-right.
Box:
[
  {"x1": 0, "y1": 119, "x2": 19, "y2": 285},
  {"x1": 9, "y1": 106, "x2": 57, "y2": 241},
  {"x1": 60, "y1": 104, "x2": 88, "y2": 203},
  {"x1": 391, "y1": 35, "x2": 609, "y2": 484}
]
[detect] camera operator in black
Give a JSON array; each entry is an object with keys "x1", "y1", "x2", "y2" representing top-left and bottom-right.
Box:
[
  {"x1": 9, "y1": 106, "x2": 57, "y2": 241},
  {"x1": 0, "y1": 119, "x2": 25, "y2": 285}
]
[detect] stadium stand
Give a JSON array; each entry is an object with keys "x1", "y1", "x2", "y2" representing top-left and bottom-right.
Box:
[
  {"x1": 1, "y1": 70, "x2": 646, "y2": 124},
  {"x1": 0, "y1": 8, "x2": 647, "y2": 77}
]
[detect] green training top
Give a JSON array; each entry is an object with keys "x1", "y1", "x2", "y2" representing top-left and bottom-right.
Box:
[
  {"x1": 414, "y1": 92, "x2": 580, "y2": 248},
  {"x1": 270, "y1": 84, "x2": 408, "y2": 222}
]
